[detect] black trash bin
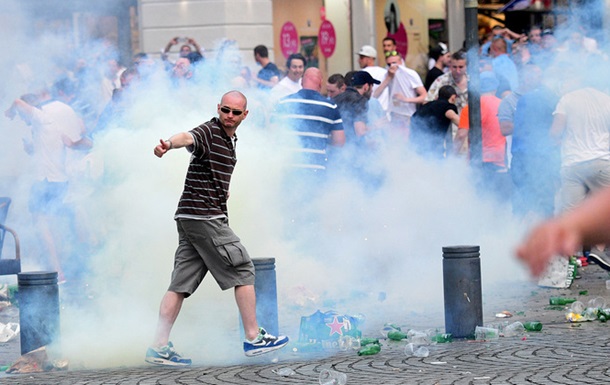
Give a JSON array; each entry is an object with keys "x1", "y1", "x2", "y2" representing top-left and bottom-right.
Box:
[
  {"x1": 252, "y1": 258, "x2": 279, "y2": 336},
  {"x1": 442, "y1": 246, "x2": 483, "y2": 339},
  {"x1": 18, "y1": 271, "x2": 60, "y2": 355}
]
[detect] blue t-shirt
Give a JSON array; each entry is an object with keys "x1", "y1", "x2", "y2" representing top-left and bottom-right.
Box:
[
  {"x1": 512, "y1": 87, "x2": 558, "y2": 156},
  {"x1": 257, "y1": 62, "x2": 281, "y2": 89}
]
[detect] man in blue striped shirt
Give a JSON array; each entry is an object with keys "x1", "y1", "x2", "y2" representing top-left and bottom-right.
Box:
[{"x1": 272, "y1": 67, "x2": 345, "y2": 172}]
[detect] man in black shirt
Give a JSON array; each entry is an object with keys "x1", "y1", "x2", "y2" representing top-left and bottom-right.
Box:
[
  {"x1": 424, "y1": 43, "x2": 450, "y2": 90},
  {"x1": 333, "y1": 71, "x2": 380, "y2": 144},
  {"x1": 410, "y1": 85, "x2": 460, "y2": 159}
]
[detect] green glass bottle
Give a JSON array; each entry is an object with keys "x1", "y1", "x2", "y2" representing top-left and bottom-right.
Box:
[
  {"x1": 549, "y1": 297, "x2": 577, "y2": 305},
  {"x1": 523, "y1": 321, "x2": 543, "y2": 331},
  {"x1": 387, "y1": 330, "x2": 408, "y2": 341},
  {"x1": 431, "y1": 333, "x2": 453, "y2": 343},
  {"x1": 360, "y1": 338, "x2": 380, "y2": 346},
  {"x1": 357, "y1": 343, "x2": 381, "y2": 356}
]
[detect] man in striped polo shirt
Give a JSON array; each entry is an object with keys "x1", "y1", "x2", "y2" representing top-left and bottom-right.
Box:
[
  {"x1": 272, "y1": 67, "x2": 345, "y2": 173},
  {"x1": 146, "y1": 91, "x2": 289, "y2": 366}
]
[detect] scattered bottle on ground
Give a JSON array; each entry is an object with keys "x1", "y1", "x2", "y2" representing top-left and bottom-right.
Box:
[
  {"x1": 357, "y1": 343, "x2": 381, "y2": 356},
  {"x1": 380, "y1": 323, "x2": 402, "y2": 338},
  {"x1": 359, "y1": 337, "x2": 380, "y2": 346},
  {"x1": 430, "y1": 333, "x2": 452, "y2": 343},
  {"x1": 549, "y1": 297, "x2": 577, "y2": 305},
  {"x1": 387, "y1": 330, "x2": 408, "y2": 341},
  {"x1": 523, "y1": 321, "x2": 543, "y2": 332}
]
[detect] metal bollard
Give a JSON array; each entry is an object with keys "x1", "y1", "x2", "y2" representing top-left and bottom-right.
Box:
[
  {"x1": 18, "y1": 271, "x2": 60, "y2": 355},
  {"x1": 252, "y1": 258, "x2": 279, "y2": 336},
  {"x1": 442, "y1": 246, "x2": 483, "y2": 339}
]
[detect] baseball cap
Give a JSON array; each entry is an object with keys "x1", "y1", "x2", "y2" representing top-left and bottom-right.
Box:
[
  {"x1": 438, "y1": 42, "x2": 448, "y2": 55},
  {"x1": 357, "y1": 45, "x2": 377, "y2": 59},
  {"x1": 351, "y1": 71, "x2": 381, "y2": 86}
]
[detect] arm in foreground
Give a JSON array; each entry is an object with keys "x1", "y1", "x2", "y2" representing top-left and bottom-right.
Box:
[{"x1": 516, "y1": 186, "x2": 610, "y2": 276}]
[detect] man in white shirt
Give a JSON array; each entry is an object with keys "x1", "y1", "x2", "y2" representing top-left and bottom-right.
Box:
[
  {"x1": 270, "y1": 53, "x2": 306, "y2": 103},
  {"x1": 357, "y1": 45, "x2": 389, "y2": 112},
  {"x1": 5, "y1": 87, "x2": 84, "y2": 283},
  {"x1": 374, "y1": 51, "x2": 426, "y2": 137}
]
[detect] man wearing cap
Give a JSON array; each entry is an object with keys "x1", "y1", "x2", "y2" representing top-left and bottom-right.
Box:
[
  {"x1": 424, "y1": 43, "x2": 450, "y2": 90},
  {"x1": 357, "y1": 45, "x2": 389, "y2": 112},
  {"x1": 334, "y1": 71, "x2": 381, "y2": 144}
]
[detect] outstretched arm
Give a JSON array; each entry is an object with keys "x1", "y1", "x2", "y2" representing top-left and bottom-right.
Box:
[
  {"x1": 154, "y1": 132, "x2": 194, "y2": 158},
  {"x1": 516, "y1": 186, "x2": 610, "y2": 276}
]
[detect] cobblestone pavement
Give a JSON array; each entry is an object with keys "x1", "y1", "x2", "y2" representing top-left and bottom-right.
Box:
[{"x1": 1, "y1": 264, "x2": 610, "y2": 384}]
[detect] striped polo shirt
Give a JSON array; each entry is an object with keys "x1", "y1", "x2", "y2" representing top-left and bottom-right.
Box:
[
  {"x1": 272, "y1": 89, "x2": 343, "y2": 170},
  {"x1": 174, "y1": 117, "x2": 236, "y2": 220}
]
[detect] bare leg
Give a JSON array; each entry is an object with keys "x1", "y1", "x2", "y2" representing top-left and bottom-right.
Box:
[
  {"x1": 235, "y1": 285, "x2": 259, "y2": 340},
  {"x1": 152, "y1": 291, "x2": 185, "y2": 347}
]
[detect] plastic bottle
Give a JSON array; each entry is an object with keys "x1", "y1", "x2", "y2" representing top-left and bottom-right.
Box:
[
  {"x1": 387, "y1": 330, "x2": 408, "y2": 341},
  {"x1": 549, "y1": 297, "x2": 577, "y2": 305},
  {"x1": 523, "y1": 321, "x2": 543, "y2": 332},
  {"x1": 357, "y1": 343, "x2": 381, "y2": 356}
]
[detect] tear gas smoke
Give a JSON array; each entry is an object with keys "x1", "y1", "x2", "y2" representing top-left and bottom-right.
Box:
[{"x1": 0, "y1": 0, "x2": 607, "y2": 368}]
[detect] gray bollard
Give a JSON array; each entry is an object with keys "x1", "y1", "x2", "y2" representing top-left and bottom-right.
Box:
[
  {"x1": 442, "y1": 246, "x2": 483, "y2": 339},
  {"x1": 252, "y1": 258, "x2": 279, "y2": 336},
  {"x1": 18, "y1": 271, "x2": 60, "y2": 355}
]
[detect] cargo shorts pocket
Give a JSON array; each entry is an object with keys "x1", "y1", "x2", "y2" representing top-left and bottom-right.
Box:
[{"x1": 213, "y1": 233, "x2": 249, "y2": 267}]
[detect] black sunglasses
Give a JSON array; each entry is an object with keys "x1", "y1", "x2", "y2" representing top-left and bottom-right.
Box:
[
  {"x1": 220, "y1": 106, "x2": 244, "y2": 116},
  {"x1": 385, "y1": 50, "x2": 399, "y2": 58}
]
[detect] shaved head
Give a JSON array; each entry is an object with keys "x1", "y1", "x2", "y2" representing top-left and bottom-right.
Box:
[
  {"x1": 302, "y1": 68, "x2": 322, "y2": 92},
  {"x1": 221, "y1": 90, "x2": 247, "y2": 110}
]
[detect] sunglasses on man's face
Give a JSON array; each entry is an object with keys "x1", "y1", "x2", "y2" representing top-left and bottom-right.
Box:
[
  {"x1": 220, "y1": 106, "x2": 244, "y2": 116},
  {"x1": 385, "y1": 50, "x2": 399, "y2": 58}
]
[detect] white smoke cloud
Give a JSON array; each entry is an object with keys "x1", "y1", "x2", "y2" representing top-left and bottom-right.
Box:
[{"x1": 1, "y1": 0, "x2": 607, "y2": 369}]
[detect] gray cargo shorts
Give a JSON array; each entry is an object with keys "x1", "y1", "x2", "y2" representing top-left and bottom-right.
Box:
[{"x1": 168, "y1": 218, "x2": 255, "y2": 296}]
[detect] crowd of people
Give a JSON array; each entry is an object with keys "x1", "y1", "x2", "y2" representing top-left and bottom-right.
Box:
[{"x1": 4, "y1": 19, "x2": 610, "y2": 364}]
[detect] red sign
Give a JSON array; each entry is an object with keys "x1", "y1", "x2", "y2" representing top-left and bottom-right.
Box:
[
  {"x1": 280, "y1": 22, "x2": 299, "y2": 58},
  {"x1": 387, "y1": 22, "x2": 408, "y2": 59},
  {"x1": 318, "y1": 20, "x2": 336, "y2": 58}
]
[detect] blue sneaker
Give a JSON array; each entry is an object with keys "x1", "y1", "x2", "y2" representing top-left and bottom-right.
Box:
[
  {"x1": 145, "y1": 341, "x2": 192, "y2": 366},
  {"x1": 244, "y1": 327, "x2": 289, "y2": 357}
]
